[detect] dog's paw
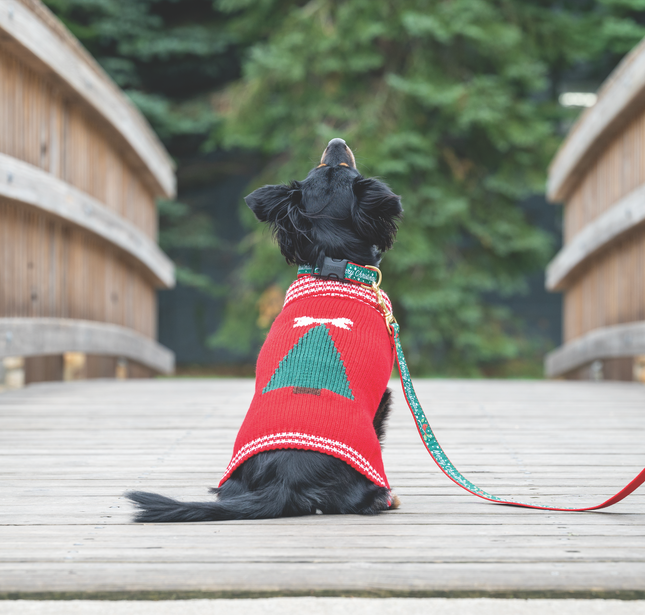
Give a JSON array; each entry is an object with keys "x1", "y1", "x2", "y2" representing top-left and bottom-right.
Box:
[{"x1": 389, "y1": 493, "x2": 401, "y2": 509}]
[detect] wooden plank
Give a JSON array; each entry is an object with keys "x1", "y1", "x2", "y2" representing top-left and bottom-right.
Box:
[
  {"x1": 0, "y1": 318, "x2": 174, "y2": 373},
  {"x1": 0, "y1": 0, "x2": 175, "y2": 198},
  {"x1": 2, "y1": 548, "x2": 644, "y2": 565},
  {"x1": 0, "y1": 153, "x2": 174, "y2": 288},
  {"x1": 1, "y1": 562, "x2": 644, "y2": 595},
  {"x1": 1, "y1": 524, "x2": 642, "y2": 538}
]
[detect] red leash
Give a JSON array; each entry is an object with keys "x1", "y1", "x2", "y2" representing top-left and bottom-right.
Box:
[{"x1": 392, "y1": 322, "x2": 645, "y2": 511}]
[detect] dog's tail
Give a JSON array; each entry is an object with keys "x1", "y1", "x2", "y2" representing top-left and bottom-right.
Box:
[{"x1": 124, "y1": 489, "x2": 294, "y2": 523}]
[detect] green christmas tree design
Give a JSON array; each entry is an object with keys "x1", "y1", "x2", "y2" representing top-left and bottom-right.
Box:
[{"x1": 262, "y1": 325, "x2": 354, "y2": 399}]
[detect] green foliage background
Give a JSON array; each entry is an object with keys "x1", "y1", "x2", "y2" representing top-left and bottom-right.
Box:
[{"x1": 45, "y1": 0, "x2": 645, "y2": 376}]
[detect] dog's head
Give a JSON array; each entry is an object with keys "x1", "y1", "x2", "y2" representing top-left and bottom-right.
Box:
[{"x1": 245, "y1": 138, "x2": 403, "y2": 269}]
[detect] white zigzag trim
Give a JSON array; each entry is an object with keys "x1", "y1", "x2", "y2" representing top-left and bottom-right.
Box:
[{"x1": 220, "y1": 432, "x2": 387, "y2": 487}]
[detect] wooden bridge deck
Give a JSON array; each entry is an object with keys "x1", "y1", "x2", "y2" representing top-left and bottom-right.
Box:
[{"x1": 0, "y1": 378, "x2": 643, "y2": 599}]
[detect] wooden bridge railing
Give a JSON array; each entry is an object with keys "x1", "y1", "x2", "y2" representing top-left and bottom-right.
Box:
[
  {"x1": 0, "y1": 0, "x2": 176, "y2": 387},
  {"x1": 546, "y1": 37, "x2": 645, "y2": 382}
]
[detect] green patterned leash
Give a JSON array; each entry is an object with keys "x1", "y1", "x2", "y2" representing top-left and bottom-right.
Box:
[{"x1": 368, "y1": 272, "x2": 645, "y2": 512}]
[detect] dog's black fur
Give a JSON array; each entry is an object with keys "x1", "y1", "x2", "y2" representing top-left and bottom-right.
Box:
[{"x1": 126, "y1": 139, "x2": 403, "y2": 522}]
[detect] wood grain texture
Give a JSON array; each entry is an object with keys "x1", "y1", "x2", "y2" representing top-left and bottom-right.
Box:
[
  {"x1": 0, "y1": 153, "x2": 173, "y2": 288},
  {"x1": 0, "y1": 42, "x2": 158, "y2": 238},
  {"x1": 0, "y1": 378, "x2": 643, "y2": 597},
  {"x1": 545, "y1": 40, "x2": 645, "y2": 378},
  {"x1": 561, "y1": 230, "x2": 645, "y2": 345},
  {"x1": 0, "y1": 154, "x2": 174, "y2": 288},
  {"x1": 547, "y1": 37, "x2": 645, "y2": 203},
  {"x1": 554, "y1": 109, "x2": 645, "y2": 348},
  {"x1": 0, "y1": 318, "x2": 174, "y2": 373},
  {"x1": 0, "y1": 10, "x2": 176, "y2": 373},
  {"x1": 561, "y1": 111, "x2": 645, "y2": 243},
  {"x1": 546, "y1": 183, "x2": 645, "y2": 291},
  {"x1": 0, "y1": 201, "x2": 160, "y2": 339},
  {"x1": 0, "y1": 0, "x2": 175, "y2": 198}
]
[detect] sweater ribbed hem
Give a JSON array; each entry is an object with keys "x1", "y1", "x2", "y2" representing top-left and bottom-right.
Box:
[{"x1": 219, "y1": 431, "x2": 388, "y2": 488}]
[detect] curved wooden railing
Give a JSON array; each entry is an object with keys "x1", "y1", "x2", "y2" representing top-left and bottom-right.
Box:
[
  {"x1": 0, "y1": 318, "x2": 174, "y2": 374},
  {"x1": 0, "y1": 0, "x2": 176, "y2": 384},
  {"x1": 545, "y1": 37, "x2": 645, "y2": 381},
  {"x1": 0, "y1": 154, "x2": 174, "y2": 287},
  {"x1": 546, "y1": 183, "x2": 645, "y2": 292}
]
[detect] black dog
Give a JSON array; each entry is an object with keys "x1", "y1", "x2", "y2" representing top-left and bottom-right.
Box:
[{"x1": 126, "y1": 138, "x2": 403, "y2": 522}]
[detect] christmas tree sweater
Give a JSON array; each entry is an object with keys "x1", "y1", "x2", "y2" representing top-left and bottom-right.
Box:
[{"x1": 219, "y1": 274, "x2": 395, "y2": 489}]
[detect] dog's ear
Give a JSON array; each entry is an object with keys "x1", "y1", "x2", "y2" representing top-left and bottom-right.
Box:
[
  {"x1": 351, "y1": 177, "x2": 403, "y2": 252},
  {"x1": 245, "y1": 182, "x2": 302, "y2": 223},
  {"x1": 244, "y1": 182, "x2": 308, "y2": 264}
]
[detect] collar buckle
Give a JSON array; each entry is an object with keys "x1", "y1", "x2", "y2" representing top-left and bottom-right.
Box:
[{"x1": 318, "y1": 257, "x2": 349, "y2": 281}]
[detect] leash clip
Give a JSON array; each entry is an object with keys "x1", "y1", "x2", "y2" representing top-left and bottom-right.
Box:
[{"x1": 365, "y1": 266, "x2": 396, "y2": 335}]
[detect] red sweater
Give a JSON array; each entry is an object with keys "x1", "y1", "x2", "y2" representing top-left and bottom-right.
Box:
[{"x1": 219, "y1": 275, "x2": 394, "y2": 488}]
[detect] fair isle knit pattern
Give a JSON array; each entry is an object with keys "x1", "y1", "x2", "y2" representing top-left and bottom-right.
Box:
[
  {"x1": 219, "y1": 276, "x2": 395, "y2": 489},
  {"x1": 286, "y1": 275, "x2": 393, "y2": 315}
]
